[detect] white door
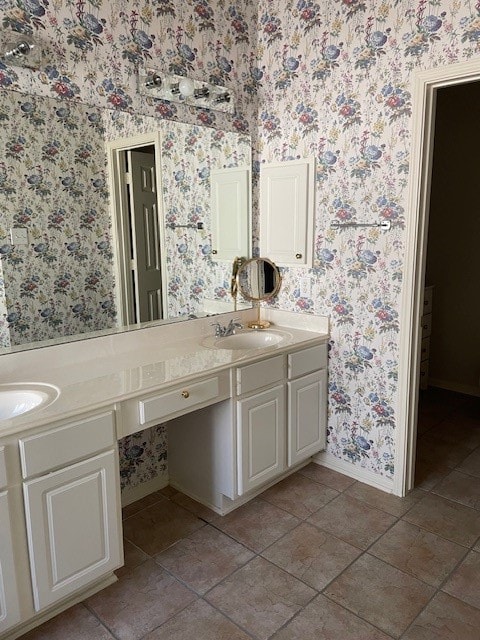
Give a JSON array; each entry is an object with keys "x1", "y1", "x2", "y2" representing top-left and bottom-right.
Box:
[
  {"x1": 23, "y1": 450, "x2": 122, "y2": 611},
  {"x1": 0, "y1": 491, "x2": 21, "y2": 634},
  {"x1": 260, "y1": 158, "x2": 314, "y2": 266},
  {"x1": 288, "y1": 369, "x2": 326, "y2": 466},
  {"x1": 128, "y1": 150, "x2": 163, "y2": 322},
  {"x1": 211, "y1": 167, "x2": 250, "y2": 261},
  {"x1": 237, "y1": 385, "x2": 286, "y2": 495}
]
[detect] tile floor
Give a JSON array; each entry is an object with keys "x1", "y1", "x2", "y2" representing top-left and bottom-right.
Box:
[{"x1": 21, "y1": 388, "x2": 480, "y2": 640}]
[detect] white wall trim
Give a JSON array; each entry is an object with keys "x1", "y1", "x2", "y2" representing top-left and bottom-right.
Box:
[
  {"x1": 394, "y1": 58, "x2": 480, "y2": 497},
  {"x1": 120, "y1": 472, "x2": 168, "y2": 508},
  {"x1": 314, "y1": 452, "x2": 394, "y2": 493}
]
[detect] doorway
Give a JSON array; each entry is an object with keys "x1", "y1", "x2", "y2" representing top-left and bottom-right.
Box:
[
  {"x1": 394, "y1": 58, "x2": 480, "y2": 497},
  {"x1": 107, "y1": 133, "x2": 168, "y2": 326}
]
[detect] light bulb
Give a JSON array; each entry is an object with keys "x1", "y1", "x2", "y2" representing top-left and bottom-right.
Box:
[{"x1": 178, "y1": 77, "x2": 195, "y2": 97}]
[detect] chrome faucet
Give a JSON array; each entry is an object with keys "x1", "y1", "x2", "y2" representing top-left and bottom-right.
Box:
[{"x1": 211, "y1": 318, "x2": 243, "y2": 337}]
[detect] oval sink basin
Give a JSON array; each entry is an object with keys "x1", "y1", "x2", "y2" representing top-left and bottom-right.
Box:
[
  {"x1": 214, "y1": 330, "x2": 287, "y2": 350},
  {"x1": 0, "y1": 383, "x2": 59, "y2": 421}
]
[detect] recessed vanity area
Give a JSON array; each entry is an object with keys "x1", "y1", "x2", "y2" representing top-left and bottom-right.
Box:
[{"x1": 0, "y1": 307, "x2": 328, "y2": 639}]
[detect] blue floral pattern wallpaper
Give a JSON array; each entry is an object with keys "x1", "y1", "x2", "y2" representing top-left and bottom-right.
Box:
[
  {"x1": 1, "y1": 0, "x2": 479, "y2": 489},
  {"x1": 0, "y1": 91, "x2": 117, "y2": 348}
]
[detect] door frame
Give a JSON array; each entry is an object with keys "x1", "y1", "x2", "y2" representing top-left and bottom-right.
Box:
[
  {"x1": 394, "y1": 58, "x2": 480, "y2": 497},
  {"x1": 106, "y1": 132, "x2": 167, "y2": 326}
]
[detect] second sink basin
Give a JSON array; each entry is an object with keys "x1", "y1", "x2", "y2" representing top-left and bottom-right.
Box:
[
  {"x1": 214, "y1": 330, "x2": 289, "y2": 350},
  {"x1": 0, "y1": 383, "x2": 60, "y2": 421}
]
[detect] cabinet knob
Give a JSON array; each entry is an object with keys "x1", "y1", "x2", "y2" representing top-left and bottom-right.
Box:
[
  {"x1": 211, "y1": 249, "x2": 217, "y2": 255},
  {"x1": 295, "y1": 253, "x2": 302, "y2": 259},
  {"x1": 181, "y1": 390, "x2": 190, "y2": 399}
]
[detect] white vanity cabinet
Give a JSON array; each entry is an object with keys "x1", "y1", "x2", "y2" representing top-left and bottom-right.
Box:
[
  {"x1": 0, "y1": 447, "x2": 21, "y2": 635},
  {"x1": 19, "y1": 411, "x2": 123, "y2": 613},
  {"x1": 169, "y1": 340, "x2": 328, "y2": 514}
]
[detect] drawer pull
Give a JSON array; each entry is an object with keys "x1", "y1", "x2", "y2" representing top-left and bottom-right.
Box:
[{"x1": 181, "y1": 390, "x2": 190, "y2": 399}]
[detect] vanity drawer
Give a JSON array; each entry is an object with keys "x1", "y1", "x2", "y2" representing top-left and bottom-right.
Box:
[
  {"x1": 19, "y1": 411, "x2": 116, "y2": 479},
  {"x1": 0, "y1": 447, "x2": 6, "y2": 490},
  {"x1": 236, "y1": 355, "x2": 284, "y2": 396},
  {"x1": 288, "y1": 343, "x2": 327, "y2": 379}
]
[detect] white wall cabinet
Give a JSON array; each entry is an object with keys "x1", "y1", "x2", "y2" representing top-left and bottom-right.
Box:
[
  {"x1": 260, "y1": 158, "x2": 315, "y2": 267},
  {"x1": 211, "y1": 167, "x2": 250, "y2": 261}
]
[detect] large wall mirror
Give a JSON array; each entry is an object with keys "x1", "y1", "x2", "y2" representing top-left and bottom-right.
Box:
[{"x1": 0, "y1": 88, "x2": 252, "y2": 353}]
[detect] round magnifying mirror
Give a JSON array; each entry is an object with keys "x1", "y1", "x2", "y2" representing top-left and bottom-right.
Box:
[{"x1": 237, "y1": 257, "x2": 281, "y2": 329}]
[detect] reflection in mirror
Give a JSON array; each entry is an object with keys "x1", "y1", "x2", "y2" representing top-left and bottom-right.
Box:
[
  {"x1": 237, "y1": 257, "x2": 282, "y2": 330},
  {"x1": 0, "y1": 89, "x2": 251, "y2": 352}
]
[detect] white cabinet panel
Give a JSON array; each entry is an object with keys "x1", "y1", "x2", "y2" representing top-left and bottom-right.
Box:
[
  {"x1": 211, "y1": 167, "x2": 250, "y2": 261},
  {"x1": 260, "y1": 158, "x2": 315, "y2": 266},
  {"x1": 23, "y1": 450, "x2": 122, "y2": 611},
  {"x1": 0, "y1": 491, "x2": 21, "y2": 634},
  {"x1": 288, "y1": 370, "x2": 327, "y2": 467},
  {"x1": 237, "y1": 385, "x2": 285, "y2": 495}
]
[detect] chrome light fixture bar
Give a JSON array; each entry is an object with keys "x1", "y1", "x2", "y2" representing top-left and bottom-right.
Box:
[
  {"x1": 0, "y1": 34, "x2": 42, "y2": 69},
  {"x1": 138, "y1": 68, "x2": 235, "y2": 114}
]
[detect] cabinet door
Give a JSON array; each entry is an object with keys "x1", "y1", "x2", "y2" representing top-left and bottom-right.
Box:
[
  {"x1": 288, "y1": 370, "x2": 327, "y2": 467},
  {"x1": 23, "y1": 450, "x2": 122, "y2": 612},
  {"x1": 211, "y1": 167, "x2": 250, "y2": 261},
  {"x1": 260, "y1": 158, "x2": 314, "y2": 266},
  {"x1": 237, "y1": 385, "x2": 285, "y2": 495},
  {"x1": 0, "y1": 491, "x2": 21, "y2": 634}
]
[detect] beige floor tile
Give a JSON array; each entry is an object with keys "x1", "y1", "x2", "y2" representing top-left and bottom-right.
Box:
[
  {"x1": 206, "y1": 556, "x2": 315, "y2": 640},
  {"x1": 416, "y1": 434, "x2": 472, "y2": 469},
  {"x1": 345, "y1": 482, "x2": 425, "y2": 517},
  {"x1": 414, "y1": 460, "x2": 449, "y2": 491},
  {"x1": 262, "y1": 522, "x2": 360, "y2": 590},
  {"x1": 20, "y1": 604, "x2": 115, "y2": 640},
  {"x1": 433, "y1": 470, "x2": 480, "y2": 510},
  {"x1": 369, "y1": 520, "x2": 467, "y2": 587},
  {"x1": 210, "y1": 498, "x2": 300, "y2": 552},
  {"x1": 429, "y1": 420, "x2": 480, "y2": 451},
  {"x1": 442, "y1": 550, "x2": 480, "y2": 609},
  {"x1": 307, "y1": 494, "x2": 396, "y2": 549},
  {"x1": 159, "y1": 485, "x2": 179, "y2": 498},
  {"x1": 122, "y1": 491, "x2": 167, "y2": 519},
  {"x1": 115, "y1": 539, "x2": 149, "y2": 578},
  {"x1": 85, "y1": 560, "x2": 196, "y2": 640},
  {"x1": 123, "y1": 499, "x2": 205, "y2": 555},
  {"x1": 402, "y1": 591, "x2": 480, "y2": 640},
  {"x1": 155, "y1": 525, "x2": 254, "y2": 594},
  {"x1": 456, "y1": 448, "x2": 480, "y2": 478},
  {"x1": 143, "y1": 599, "x2": 252, "y2": 640},
  {"x1": 297, "y1": 462, "x2": 356, "y2": 491},
  {"x1": 170, "y1": 491, "x2": 217, "y2": 522},
  {"x1": 271, "y1": 594, "x2": 393, "y2": 640},
  {"x1": 260, "y1": 473, "x2": 338, "y2": 518},
  {"x1": 403, "y1": 493, "x2": 480, "y2": 546},
  {"x1": 324, "y1": 554, "x2": 435, "y2": 638}
]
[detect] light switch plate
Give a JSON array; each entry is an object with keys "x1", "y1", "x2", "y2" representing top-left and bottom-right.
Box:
[{"x1": 10, "y1": 227, "x2": 29, "y2": 245}]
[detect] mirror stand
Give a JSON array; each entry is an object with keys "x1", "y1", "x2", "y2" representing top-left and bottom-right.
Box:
[
  {"x1": 248, "y1": 303, "x2": 271, "y2": 330},
  {"x1": 236, "y1": 257, "x2": 282, "y2": 330}
]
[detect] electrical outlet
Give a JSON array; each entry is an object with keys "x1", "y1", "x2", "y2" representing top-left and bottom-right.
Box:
[
  {"x1": 300, "y1": 277, "x2": 312, "y2": 298},
  {"x1": 10, "y1": 227, "x2": 29, "y2": 245}
]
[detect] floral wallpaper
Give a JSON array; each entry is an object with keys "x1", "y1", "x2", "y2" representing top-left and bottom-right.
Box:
[
  {"x1": 1, "y1": 0, "x2": 479, "y2": 490},
  {"x1": 119, "y1": 424, "x2": 167, "y2": 491},
  {"x1": 0, "y1": 90, "x2": 116, "y2": 348},
  {"x1": 254, "y1": 0, "x2": 480, "y2": 479}
]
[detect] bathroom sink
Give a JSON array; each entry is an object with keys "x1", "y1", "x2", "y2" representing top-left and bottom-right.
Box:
[
  {"x1": 214, "y1": 330, "x2": 288, "y2": 350},
  {"x1": 0, "y1": 383, "x2": 59, "y2": 421}
]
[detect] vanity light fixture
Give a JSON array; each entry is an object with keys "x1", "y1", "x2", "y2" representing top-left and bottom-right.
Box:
[
  {"x1": 0, "y1": 33, "x2": 43, "y2": 69},
  {"x1": 138, "y1": 68, "x2": 235, "y2": 114}
]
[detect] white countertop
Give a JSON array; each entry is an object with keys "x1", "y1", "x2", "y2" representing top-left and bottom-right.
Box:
[{"x1": 0, "y1": 309, "x2": 329, "y2": 437}]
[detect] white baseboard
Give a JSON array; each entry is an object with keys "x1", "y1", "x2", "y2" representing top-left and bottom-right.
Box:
[
  {"x1": 313, "y1": 451, "x2": 394, "y2": 493},
  {"x1": 428, "y1": 378, "x2": 480, "y2": 398},
  {"x1": 121, "y1": 472, "x2": 169, "y2": 507}
]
